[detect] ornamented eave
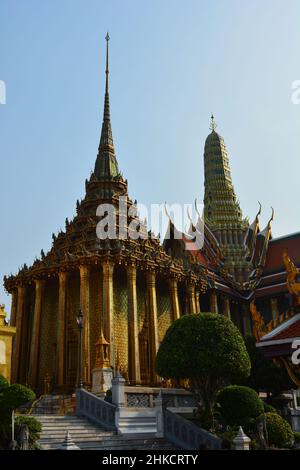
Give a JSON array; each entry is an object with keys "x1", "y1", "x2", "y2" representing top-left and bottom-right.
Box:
[{"x1": 4, "y1": 242, "x2": 208, "y2": 294}]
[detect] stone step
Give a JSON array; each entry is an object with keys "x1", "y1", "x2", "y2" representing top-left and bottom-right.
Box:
[
  {"x1": 41, "y1": 425, "x2": 113, "y2": 431},
  {"x1": 32, "y1": 413, "x2": 176, "y2": 451},
  {"x1": 33, "y1": 415, "x2": 85, "y2": 419},
  {"x1": 39, "y1": 434, "x2": 157, "y2": 444},
  {"x1": 36, "y1": 417, "x2": 97, "y2": 422},
  {"x1": 39, "y1": 433, "x2": 115, "y2": 440},
  {"x1": 40, "y1": 438, "x2": 175, "y2": 450}
]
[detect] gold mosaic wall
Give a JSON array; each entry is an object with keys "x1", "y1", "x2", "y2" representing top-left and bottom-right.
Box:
[
  {"x1": 38, "y1": 278, "x2": 59, "y2": 389},
  {"x1": 66, "y1": 274, "x2": 80, "y2": 388},
  {"x1": 156, "y1": 279, "x2": 172, "y2": 344},
  {"x1": 89, "y1": 266, "x2": 103, "y2": 370}
]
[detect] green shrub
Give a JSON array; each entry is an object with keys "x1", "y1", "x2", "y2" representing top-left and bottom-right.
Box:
[
  {"x1": 15, "y1": 416, "x2": 42, "y2": 448},
  {"x1": 263, "y1": 412, "x2": 293, "y2": 448},
  {"x1": 0, "y1": 375, "x2": 9, "y2": 389},
  {"x1": 219, "y1": 425, "x2": 239, "y2": 448},
  {"x1": 1, "y1": 384, "x2": 36, "y2": 411},
  {"x1": 155, "y1": 313, "x2": 250, "y2": 426},
  {"x1": 217, "y1": 385, "x2": 264, "y2": 427}
]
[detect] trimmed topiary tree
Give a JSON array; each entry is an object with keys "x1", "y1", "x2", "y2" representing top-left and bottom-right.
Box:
[
  {"x1": 0, "y1": 383, "x2": 36, "y2": 447},
  {"x1": 1, "y1": 384, "x2": 36, "y2": 411},
  {"x1": 155, "y1": 313, "x2": 251, "y2": 420},
  {"x1": 262, "y1": 412, "x2": 293, "y2": 448},
  {"x1": 217, "y1": 385, "x2": 264, "y2": 427}
]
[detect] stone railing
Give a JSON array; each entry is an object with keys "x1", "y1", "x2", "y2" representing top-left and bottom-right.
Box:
[
  {"x1": 76, "y1": 388, "x2": 116, "y2": 431},
  {"x1": 164, "y1": 409, "x2": 222, "y2": 450},
  {"x1": 124, "y1": 386, "x2": 197, "y2": 410}
]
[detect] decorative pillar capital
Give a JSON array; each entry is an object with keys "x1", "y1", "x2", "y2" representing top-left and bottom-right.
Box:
[
  {"x1": 146, "y1": 270, "x2": 156, "y2": 288},
  {"x1": 127, "y1": 264, "x2": 137, "y2": 280},
  {"x1": 186, "y1": 283, "x2": 195, "y2": 294},
  {"x1": 79, "y1": 264, "x2": 90, "y2": 279},
  {"x1": 169, "y1": 277, "x2": 178, "y2": 292},
  {"x1": 34, "y1": 278, "x2": 46, "y2": 291},
  {"x1": 58, "y1": 270, "x2": 68, "y2": 284},
  {"x1": 17, "y1": 284, "x2": 26, "y2": 297},
  {"x1": 102, "y1": 260, "x2": 114, "y2": 278}
]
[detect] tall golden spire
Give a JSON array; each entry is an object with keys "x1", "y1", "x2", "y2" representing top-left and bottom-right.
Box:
[
  {"x1": 104, "y1": 32, "x2": 110, "y2": 121},
  {"x1": 94, "y1": 32, "x2": 119, "y2": 180}
]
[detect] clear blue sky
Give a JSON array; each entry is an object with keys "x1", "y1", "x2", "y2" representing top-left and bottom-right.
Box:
[{"x1": 1, "y1": 0, "x2": 300, "y2": 311}]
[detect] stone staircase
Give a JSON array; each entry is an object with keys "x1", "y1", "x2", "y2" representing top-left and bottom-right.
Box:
[
  {"x1": 34, "y1": 415, "x2": 175, "y2": 450},
  {"x1": 28, "y1": 394, "x2": 76, "y2": 415}
]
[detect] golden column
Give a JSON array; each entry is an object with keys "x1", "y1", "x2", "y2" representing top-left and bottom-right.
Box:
[
  {"x1": 80, "y1": 265, "x2": 91, "y2": 385},
  {"x1": 9, "y1": 289, "x2": 18, "y2": 327},
  {"x1": 146, "y1": 271, "x2": 159, "y2": 384},
  {"x1": 210, "y1": 291, "x2": 218, "y2": 314},
  {"x1": 195, "y1": 289, "x2": 201, "y2": 314},
  {"x1": 28, "y1": 279, "x2": 45, "y2": 389},
  {"x1": 223, "y1": 297, "x2": 231, "y2": 319},
  {"x1": 12, "y1": 285, "x2": 26, "y2": 383},
  {"x1": 169, "y1": 278, "x2": 180, "y2": 321},
  {"x1": 102, "y1": 261, "x2": 114, "y2": 367},
  {"x1": 56, "y1": 271, "x2": 68, "y2": 388},
  {"x1": 187, "y1": 283, "x2": 196, "y2": 314},
  {"x1": 127, "y1": 265, "x2": 141, "y2": 385}
]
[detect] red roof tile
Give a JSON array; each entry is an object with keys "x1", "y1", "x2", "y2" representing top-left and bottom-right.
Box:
[
  {"x1": 271, "y1": 320, "x2": 300, "y2": 340},
  {"x1": 263, "y1": 232, "x2": 300, "y2": 274}
]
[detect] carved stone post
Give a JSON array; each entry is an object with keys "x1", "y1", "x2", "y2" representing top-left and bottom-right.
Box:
[
  {"x1": 56, "y1": 271, "x2": 68, "y2": 388},
  {"x1": 154, "y1": 390, "x2": 164, "y2": 438},
  {"x1": 12, "y1": 285, "x2": 26, "y2": 383},
  {"x1": 223, "y1": 297, "x2": 231, "y2": 319},
  {"x1": 9, "y1": 289, "x2": 18, "y2": 327},
  {"x1": 210, "y1": 290, "x2": 218, "y2": 314},
  {"x1": 80, "y1": 265, "x2": 91, "y2": 385},
  {"x1": 146, "y1": 271, "x2": 159, "y2": 384},
  {"x1": 187, "y1": 283, "x2": 196, "y2": 314},
  {"x1": 102, "y1": 261, "x2": 114, "y2": 367},
  {"x1": 127, "y1": 265, "x2": 141, "y2": 385},
  {"x1": 169, "y1": 278, "x2": 180, "y2": 321},
  {"x1": 28, "y1": 279, "x2": 45, "y2": 388},
  {"x1": 233, "y1": 426, "x2": 251, "y2": 450},
  {"x1": 112, "y1": 372, "x2": 126, "y2": 407}
]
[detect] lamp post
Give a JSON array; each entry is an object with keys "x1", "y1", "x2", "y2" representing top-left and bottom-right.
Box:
[{"x1": 76, "y1": 309, "x2": 84, "y2": 389}]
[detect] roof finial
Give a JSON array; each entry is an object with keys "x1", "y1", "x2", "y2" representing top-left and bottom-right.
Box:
[
  {"x1": 94, "y1": 32, "x2": 119, "y2": 179},
  {"x1": 105, "y1": 32, "x2": 110, "y2": 95},
  {"x1": 210, "y1": 114, "x2": 217, "y2": 132}
]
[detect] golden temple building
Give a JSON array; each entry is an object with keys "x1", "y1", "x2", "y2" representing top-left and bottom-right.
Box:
[
  {"x1": 4, "y1": 36, "x2": 300, "y2": 393},
  {"x1": 0, "y1": 304, "x2": 16, "y2": 382}
]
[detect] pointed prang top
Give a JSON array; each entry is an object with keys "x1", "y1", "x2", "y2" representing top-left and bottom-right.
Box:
[
  {"x1": 94, "y1": 32, "x2": 120, "y2": 180},
  {"x1": 209, "y1": 114, "x2": 217, "y2": 132}
]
